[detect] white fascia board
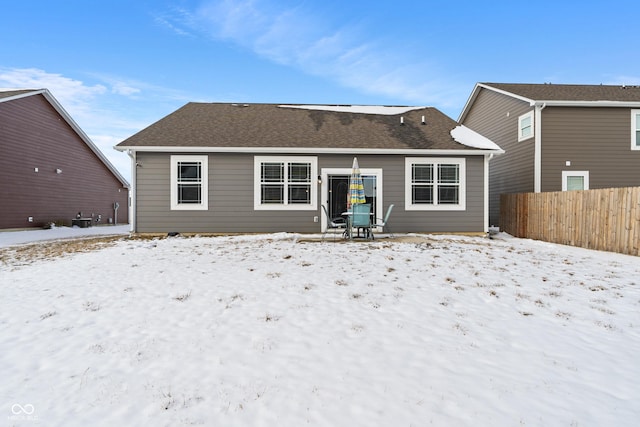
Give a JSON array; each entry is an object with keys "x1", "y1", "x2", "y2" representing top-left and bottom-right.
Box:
[
  {"x1": 478, "y1": 83, "x2": 535, "y2": 105},
  {"x1": 457, "y1": 83, "x2": 483, "y2": 122},
  {"x1": 529, "y1": 100, "x2": 640, "y2": 108},
  {"x1": 40, "y1": 89, "x2": 130, "y2": 188},
  {"x1": 116, "y1": 146, "x2": 504, "y2": 156},
  {"x1": 0, "y1": 88, "x2": 46, "y2": 103},
  {"x1": 458, "y1": 83, "x2": 535, "y2": 122}
]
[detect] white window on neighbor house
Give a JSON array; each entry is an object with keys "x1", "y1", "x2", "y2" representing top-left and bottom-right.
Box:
[
  {"x1": 405, "y1": 158, "x2": 466, "y2": 211},
  {"x1": 632, "y1": 110, "x2": 640, "y2": 150},
  {"x1": 170, "y1": 155, "x2": 208, "y2": 210},
  {"x1": 562, "y1": 171, "x2": 589, "y2": 191},
  {"x1": 254, "y1": 156, "x2": 317, "y2": 210},
  {"x1": 518, "y1": 111, "x2": 534, "y2": 142}
]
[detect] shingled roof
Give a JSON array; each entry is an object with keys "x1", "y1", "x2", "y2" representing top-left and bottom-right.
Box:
[
  {"x1": 116, "y1": 103, "x2": 500, "y2": 152},
  {"x1": 481, "y1": 83, "x2": 640, "y2": 102},
  {"x1": 0, "y1": 88, "x2": 40, "y2": 101}
]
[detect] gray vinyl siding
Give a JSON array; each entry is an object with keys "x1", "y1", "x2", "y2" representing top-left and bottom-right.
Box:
[
  {"x1": 540, "y1": 107, "x2": 640, "y2": 191},
  {"x1": 462, "y1": 88, "x2": 535, "y2": 226},
  {"x1": 134, "y1": 152, "x2": 486, "y2": 233},
  {"x1": 395, "y1": 155, "x2": 485, "y2": 233}
]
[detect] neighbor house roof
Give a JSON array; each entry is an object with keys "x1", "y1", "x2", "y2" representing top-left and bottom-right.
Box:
[
  {"x1": 116, "y1": 103, "x2": 502, "y2": 154},
  {"x1": 459, "y1": 82, "x2": 640, "y2": 122},
  {"x1": 0, "y1": 88, "x2": 39, "y2": 101},
  {"x1": 0, "y1": 88, "x2": 129, "y2": 188},
  {"x1": 482, "y1": 83, "x2": 640, "y2": 102}
]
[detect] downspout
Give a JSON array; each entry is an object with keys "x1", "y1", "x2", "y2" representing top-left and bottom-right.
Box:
[
  {"x1": 126, "y1": 149, "x2": 137, "y2": 233},
  {"x1": 534, "y1": 102, "x2": 546, "y2": 193},
  {"x1": 484, "y1": 153, "x2": 494, "y2": 234}
]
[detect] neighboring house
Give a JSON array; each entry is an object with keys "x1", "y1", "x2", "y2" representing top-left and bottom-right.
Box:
[
  {"x1": 115, "y1": 103, "x2": 502, "y2": 234},
  {"x1": 0, "y1": 89, "x2": 129, "y2": 229},
  {"x1": 459, "y1": 83, "x2": 640, "y2": 226}
]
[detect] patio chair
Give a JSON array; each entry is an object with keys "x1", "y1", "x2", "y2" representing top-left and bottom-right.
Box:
[
  {"x1": 351, "y1": 203, "x2": 373, "y2": 240},
  {"x1": 321, "y1": 205, "x2": 347, "y2": 241},
  {"x1": 374, "y1": 204, "x2": 394, "y2": 237}
]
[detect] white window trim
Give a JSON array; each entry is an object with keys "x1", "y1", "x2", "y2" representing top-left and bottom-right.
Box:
[
  {"x1": 254, "y1": 156, "x2": 318, "y2": 210},
  {"x1": 632, "y1": 109, "x2": 640, "y2": 150},
  {"x1": 170, "y1": 155, "x2": 209, "y2": 210},
  {"x1": 562, "y1": 171, "x2": 589, "y2": 191},
  {"x1": 518, "y1": 111, "x2": 534, "y2": 142},
  {"x1": 405, "y1": 157, "x2": 466, "y2": 211}
]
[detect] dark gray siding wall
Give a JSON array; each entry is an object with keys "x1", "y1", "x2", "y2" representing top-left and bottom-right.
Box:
[
  {"x1": 462, "y1": 88, "x2": 535, "y2": 226},
  {"x1": 136, "y1": 152, "x2": 296, "y2": 233},
  {"x1": 0, "y1": 94, "x2": 129, "y2": 229},
  {"x1": 134, "y1": 152, "x2": 486, "y2": 233},
  {"x1": 320, "y1": 154, "x2": 486, "y2": 233},
  {"x1": 540, "y1": 107, "x2": 640, "y2": 191}
]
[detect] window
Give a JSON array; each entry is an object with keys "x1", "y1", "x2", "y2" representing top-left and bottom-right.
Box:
[
  {"x1": 405, "y1": 158, "x2": 466, "y2": 210},
  {"x1": 632, "y1": 110, "x2": 640, "y2": 150},
  {"x1": 254, "y1": 156, "x2": 317, "y2": 210},
  {"x1": 518, "y1": 111, "x2": 534, "y2": 141},
  {"x1": 170, "y1": 155, "x2": 208, "y2": 210},
  {"x1": 562, "y1": 171, "x2": 589, "y2": 191}
]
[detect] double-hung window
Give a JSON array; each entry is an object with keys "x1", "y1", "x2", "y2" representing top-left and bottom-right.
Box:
[
  {"x1": 170, "y1": 155, "x2": 208, "y2": 210},
  {"x1": 405, "y1": 158, "x2": 466, "y2": 210},
  {"x1": 632, "y1": 110, "x2": 640, "y2": 150},
  {"x1": 518, "y1": 111, "x2": 534, "y2": 141},
  {"x1": 254, "y1": 156, "x2": 317, "y2": 210}
]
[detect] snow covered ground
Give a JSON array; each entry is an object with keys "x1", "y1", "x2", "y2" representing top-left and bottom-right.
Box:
[{"x1": 1, "y1": 230, "x2": 639, "y2": 426}]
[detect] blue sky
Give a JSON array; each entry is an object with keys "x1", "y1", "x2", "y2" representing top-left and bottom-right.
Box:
[{"x1": 1, "y1": 0, "x2": 638, "y2": 181}]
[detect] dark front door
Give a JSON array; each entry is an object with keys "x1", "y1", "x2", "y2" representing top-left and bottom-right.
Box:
[
  {"x1": 329, "y1": 175, "x2": 349, "y2": 219},
  {"x1": 328, "y1": 174, "x2": 378, "y2": 221}
]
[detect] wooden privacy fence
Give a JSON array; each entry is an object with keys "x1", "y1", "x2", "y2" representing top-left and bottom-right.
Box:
[{"x1": 500, "y1": 187, "x2": 640, "y2": 256}]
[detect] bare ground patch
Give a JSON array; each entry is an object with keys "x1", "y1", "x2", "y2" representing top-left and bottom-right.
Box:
[{"x1": 0, "y1": 235, "x2": 126, "y2": 268}]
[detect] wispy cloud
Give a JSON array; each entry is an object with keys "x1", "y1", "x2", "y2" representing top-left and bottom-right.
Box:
[
  {"x1": 163, "y1": 0, "x2": 463, "y2": 107},
  {"x1": 111, "y1": 82, "x2": 142, "y2": 97},
  {"x1": 0, "y1": 67, "x2": 107, "y2": 116},
  {"x1": 153, "y1": 7, "x2": 196, "y2": 37},
  {"x1": 0, "y1": 68, "x2": 145, "y2": 130}
]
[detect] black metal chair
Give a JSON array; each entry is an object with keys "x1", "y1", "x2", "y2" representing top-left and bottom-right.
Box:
[{"x1": 321, "y1": 205, "x2": 347, "y2": 241}]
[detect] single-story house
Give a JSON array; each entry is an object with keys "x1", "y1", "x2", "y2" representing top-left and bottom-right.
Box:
[
  {"x1": 115, "y1": 103, "x2": 502, "y2": 235},
  {"x1": 0, "y1": 88, "x2": 129, "y2": 229}
]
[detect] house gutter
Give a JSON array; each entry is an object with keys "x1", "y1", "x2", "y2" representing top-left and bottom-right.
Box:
[
  {"x1": 125, "y1": 149, "x2": 137, "y2": 233},
  {"x1": 534, "y1": 100, "x2": 640, "y2": 108},
  {"x1": 484, "y1": 153, "x2": 494, "y2": 233},
  {"x1": 114, "y1": 146, "x2": 503, "y2": 156},
  {"x1": 532, "y1": 102, "x2": 546, "y2": 192},
  {"x1": 483, "y1": 150, "x2": 505, "y2": 232}
]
